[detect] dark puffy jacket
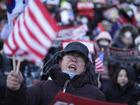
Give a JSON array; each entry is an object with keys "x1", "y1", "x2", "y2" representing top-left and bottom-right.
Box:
[
  {"x1": 104, "y1": 65, "x2": 140, "y2": 105},
  {"x1": 5, "y1": 64, "x2": 105, "y2": 105},
  {"x1": 105, "y1": 83, "x2": 140, "y2": 105},
  {"x1": 0, "y1": 53, "x2": 11, "y2": 104}
]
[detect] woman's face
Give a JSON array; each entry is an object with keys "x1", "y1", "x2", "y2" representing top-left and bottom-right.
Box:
[{"x1": 117, "y1": 69, "x2": 128, "y2": 87}]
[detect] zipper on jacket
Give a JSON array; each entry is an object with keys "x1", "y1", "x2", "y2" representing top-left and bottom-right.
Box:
[{"x1": 63, "y1": 80, "x2": 70, "y2": 93}]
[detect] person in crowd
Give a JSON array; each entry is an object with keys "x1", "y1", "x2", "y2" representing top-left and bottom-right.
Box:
[
  {"x1": 95, "y1": 31, "x2": 112, "y2": 51},
  {"x1": 134, "y1": 35, "x2": 140, "y2": 84},
  {"x1": 104, "y1": 65, "x2": 140, "y2": 105},
  {"x1": 117, "y1": 3, "x2": 137, "y2": 26},
  {"x1": 6, "y1": 42, "x2": 105, "y2": 105},
  {"x1": 94, "y1": 31, "x2": 112, "y2": 92},
  {"x1": 0, "y1": 39, "x2": 11, "y2": 105},
  {"x1": 135, "y1": 35, "x2": 140, "y2": 52},
  {"x1": 112, "y1": 24, "x2": 138, "y2": 49}
]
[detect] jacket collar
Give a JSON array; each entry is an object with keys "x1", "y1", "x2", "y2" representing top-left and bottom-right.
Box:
[{"x1": 49, "y1": 64, "x2": 90, "y2": 89}]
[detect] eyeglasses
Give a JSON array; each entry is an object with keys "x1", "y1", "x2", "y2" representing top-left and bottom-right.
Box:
[{"x1": 65, "y1": 53, "x2": 85, "y2": 64}]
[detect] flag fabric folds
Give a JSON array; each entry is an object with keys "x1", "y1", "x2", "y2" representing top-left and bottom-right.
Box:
[
  {"x1": 4, "y1": 0, "x2": 60, "y2": 62},
  {"x1": 95, "y1": 52, "x2": 104, "y2": 72}
]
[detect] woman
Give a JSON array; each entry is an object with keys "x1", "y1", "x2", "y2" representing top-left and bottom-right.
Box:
[
  {"x1": 112, "y1": 24, "x2": 138, "y2": 49},
  {"x1": 105, "y1": 65, "x2": 140, "y2": 105}
]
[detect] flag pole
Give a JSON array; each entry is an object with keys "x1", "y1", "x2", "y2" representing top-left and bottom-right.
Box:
[
  {"x1": 12, "y1": 56, "x2": 16, "y2": 72},
  {"x1": 97, "y1": 73, "x2": 101, "y2": 88},
  {"x1": 16, "y1": 59, "x2": 21, "y2": 74},
  {"x1": 97, "y1": 48, "x2": 104, "y2": 88}
]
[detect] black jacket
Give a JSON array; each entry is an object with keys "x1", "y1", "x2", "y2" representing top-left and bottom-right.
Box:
[
  {"x1": 105, "y1": 83, "x2": 140, "y2": 105},
  {"x1": 5, "y1": 64, "x2": 105, "y2": 105},
  {"x1": 0, "y1": 53, "x2": 11, "y2": 104}
]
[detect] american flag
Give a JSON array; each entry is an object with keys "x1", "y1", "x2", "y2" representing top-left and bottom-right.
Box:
[
  {"x1": 4, "y1": 0, "x2": 60, "y2": 62},
  {"x1": 95, "y1": 52, "x2": 104, "y2": 72}
]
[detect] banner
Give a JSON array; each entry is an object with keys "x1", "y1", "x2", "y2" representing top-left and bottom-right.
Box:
[
  {"x1": 51, "y1": 91, "x2": 127, "y2": 105},
  {"x1": 77, "y1": 1, "x2": 94, "y2": 19},
  {"x1": 109, "y1": 47, "x2": 140, "y2": 64},
  {"x1": 57, "y1": 24, "x2": 88, "y2": 40}
]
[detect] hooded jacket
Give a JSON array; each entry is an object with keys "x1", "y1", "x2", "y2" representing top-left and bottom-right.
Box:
[
  {"x1": 6, "y1": 64, "x2": 105, "y2": 105},
  {"x1": 105, "y1": 83, "x2": 140, "y2": 105},
  {"x1": 104, "y1": 65, "x2": 140, "y2": 105},
  {"x1": 112, "y1": 24, "x2": 138, "y2": 49}
]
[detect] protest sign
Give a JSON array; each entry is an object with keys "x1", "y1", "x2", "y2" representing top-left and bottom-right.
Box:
[
  {"x1": 109, "y1": 47, "x2": 140, "y2": 64},
  {"x1": 51, "y1": 91, "x2": 127, "y2": 105},
  {"x1": 57, "y1": 25, "x2": 88, "y2": 40}
]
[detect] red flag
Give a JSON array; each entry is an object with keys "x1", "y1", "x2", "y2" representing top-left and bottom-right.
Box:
[
  {"x1": 95, "y1": 52, "x2": 104, "y2": 72},
  {"x1": 4, "y1": 0, "x2": 60, "y2": 62}
]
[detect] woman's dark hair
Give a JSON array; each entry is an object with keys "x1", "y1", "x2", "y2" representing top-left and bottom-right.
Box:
[
  {"x1": 119, "y1": 24, "x2": 138, "y2": 39},
  {"x1": 112, "y1": 65, "x2": 135, "y2": 88}
]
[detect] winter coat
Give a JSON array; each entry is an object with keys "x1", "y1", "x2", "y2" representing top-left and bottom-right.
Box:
[
  {"x1": 104, "y1": 65, "x2": 140, "y2": 105},
  {"x1": 105, "y1": 83, "x2": 140, "y2": 105},
  {"x1": 112, "y1": 24, "x2": 138, "y2": 49},
  {"x1": 0, "y1": 53, "x2": 11, "y2": 104},
  {"x1": 112, "y1": 38, "x2": 133, "y2": 49},
  {"x1": 5, "y1": 64, "x2": 105, "y2": 105}
]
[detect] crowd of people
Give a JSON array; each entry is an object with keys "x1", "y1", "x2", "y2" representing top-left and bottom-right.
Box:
[{"x1": 0, "y1": 0, "x2": 140, "y2": 105}]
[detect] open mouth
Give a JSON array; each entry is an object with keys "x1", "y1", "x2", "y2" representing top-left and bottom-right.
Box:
[{"x1": 68, "y1": 64, "x2": 77, "y2": 71}]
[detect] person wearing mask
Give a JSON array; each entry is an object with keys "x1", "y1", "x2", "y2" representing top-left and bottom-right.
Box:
[
  {"x1": 94, "y1": 31, "x2": 112, "y2": 92},
  {"x1": 104, "y1": 65, "x2": 140, "y2": 105},
  {"x1": 95, "y1": 31, "x2": 112, "y2": 51},
  {"x1": 134, "y1": 35, "x2": 140, "y2": 84},
  {"x1": 112, "y1": 24, "x2": 138, "y2": 49},
  {"x1": 135, "y1": 35, "x2": 140, "y2": 52},
  {"x1": 6, "y1": 42, "x2": 105, "y2": 105}
]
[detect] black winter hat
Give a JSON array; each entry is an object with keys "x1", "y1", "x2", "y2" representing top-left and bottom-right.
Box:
[{"x1": 63, "y1": 42, "x2": 89, "y2": 61}]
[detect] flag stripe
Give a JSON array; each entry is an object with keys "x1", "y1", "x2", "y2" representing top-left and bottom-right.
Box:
[
  {"x1": 95, "y1": 60, "x2": 102, "y2": 65},
  {"x1": 23, "y1": 13, "x2": 47, "y2": 56},
  {"x1": 95, "y1": 53, "x2": 104, "y2": 72},
  {"x1": 30, "y1": 0, "x2": 59, "y2": 38},
  {"x1": 26, "y1": 7, "x2": 52, "y2": 48},
  {"x1": 9, "y1": 32, "x2": 16, "y2": 50},
  {"x1": 96, "y1": 64, "x2": 103, "y2": 69},
  {"x1": 18, "y1": 14, "x2": 45, "y2": 59},
  {"x1": 4, "y1": 41, "x2": 13, "y2": 55},
  {"x1": 24, "y1": 8, "x2": 48, "y2": 49},
  {"x1": 4, "y1": 31, "x2": 18, "y2": 55},
  {"x1": 28, "y1": 5, "x2": 52, "y2": 42},
  {"x1": 14, "y1": 16, "x2": 28, "y2": 51}
]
